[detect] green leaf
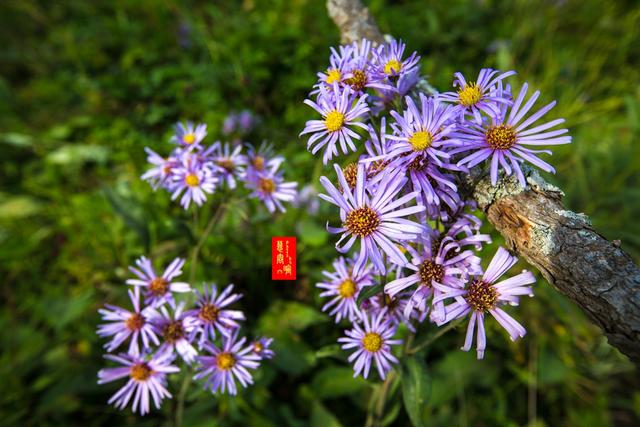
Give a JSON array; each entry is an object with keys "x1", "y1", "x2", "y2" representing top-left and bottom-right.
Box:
[
  {"x1": 401, "y1": 357, "x2": 430, "y2": 427},
  {"x1": 538, "y1": 349, "x2": 570, "y2": 386},
  {"x1": 46, "y1": 144, "x2": 109, "y2": 165},
  {"x1": 0, "y1": 132, "x2": 34, "y2": 148},
  {"x1": 356, "y1": 283, "x2": 384, "y2": 306},
  {"x1": 381, "y1": 401, "x2": 402, "y2": 427},
  {"x1": 103, "y1": 186, "x2": 150, "y2": 250},
  {"x1": 0, "y1": 195, "x2": 42, "y2": 219},
  {"x1": 314, "y1": 344, "x2": 342, "y2": 359},
  {"x1": 310, "y1": 401, "x2": 343, "y2": 427},
  {"x1": 311, "y1": 366, "x2": 369, "y2": 399},
  {"x1": 297, "y1": 219, "x2": 328, "y2": 247},
  {"x1": 269, "y1": 335, "x2": 316, "y2": 376},
  {"x1": 257, "y1": 301, "x2": 327, "y2": 335}
]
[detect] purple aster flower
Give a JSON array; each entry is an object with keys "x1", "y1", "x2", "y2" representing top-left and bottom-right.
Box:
[
  {"x1": 251, "y1": 337, "x2": 275, "y2": 360},
  {"x1": 338, "y1": 309, "x2": 402, "y2": 379},
  {"x1": 316, "y1": 256, "x2": 374, "y2": 322},
  {"x1": 371, "y1": 39, "x2": 420, "y2": 81},
  {"x1": 171, "y1": 121, "x2": 207, "y2": 148},
  {"x1": 319, "y1": 163, "x2": 425, "y2": 274},
  {"x1": 439, "y1": 212, "x2": 492, "y2": 253},
  {"x1": 186, "y1": 284, "x2": 245, "y2": 347},
  {"x1": 126, "y1": 256, "x2": 191, "y2": 307},
  {"x1": 301, "y1": 83, "x2": 370, "y2": 164},
  {"x1": 313, "y1": 44, "x2": 354, "y2": 92},
  {"x1": 98, "y1": 352, "x2": 179, "y2": 415},
  {"x1": 451, "y1": 82, "x2": 572, "y2": 187},
  {"x1": 342, "y1": 39, "x2": 392, "y2": 93},
  {"x1": 194, "y1": 331, "x2": 261, "y2": 395},
  {"x1": 291, "y1": 184, "x2": 320, "y2": 215},
  {"x1": 222, "y1": 114, "x2": 236, "y2": 135},
  {"x1": 238, "y1": 110, "x2": 257, "y2": 133},
  {"x1": 377, "y1": 94, "x2": 458, "y2": 169},
  {"x1": 404, "y1": 153, "x2": 463, "y2": 220},
  {"x1": 244, "y1": 142, "x2": 284, "y2": 184},
  {"x1": 97, "y1": 288, "x2": 160, "y2": 356},
  {"x1": 370, "y1": 68, "x2": 421, "y2": 115},
  {"x1": 152, "y1": 302, "x2": 198, "y2": 364},
  {"x1": 439, "y1": 68, "x2": 516, "y2": 123},
  {"x1": 434, "y1": 247, "x2": 535, "y2": 359},
  {"x1": 246, "y1": 170, "x2": 297, "y2": 213},
  {"x1": 385, "y1": 235, "x2": 480, "y2": 323},
  {"x1": 209, "y1": 142, "x2": 246, "y2": 189},
  {"x1": 360, "y1": 118, "x2": 393, "y2": 186},
  {"x1": 177, "y1": 21, "x2": 191, "y2": 50},
  {"x1": 141, "y1": 148, "x2": 180, "y2": 190},
  {"x1": 169, "y1": 155, "x2": 218, "y2": 209},
  {"x1": 367, "y1": 291, "x2": 417, "y2": 331}
]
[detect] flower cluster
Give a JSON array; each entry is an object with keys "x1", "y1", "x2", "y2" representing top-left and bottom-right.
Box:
[
  {"x1": 223, "y1": 110, "x2": 260, "y2": 137},
  {"x1": 97, "y1": 256, "x2": 274, "y2": 415},
  {"x1": 143, "y1": 119, "x2": 297, "y2": 212},
  {"x1": 303, "y1": 38, "x2": 570, "y2": 378}
]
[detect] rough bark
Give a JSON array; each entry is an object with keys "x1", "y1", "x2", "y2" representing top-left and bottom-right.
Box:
[
  {"x1": 327, "y1": 0, "x2": 384, "y2": 44},
  {"x1": 326, "y1": 0, "x2": 640, "y2": 363}
]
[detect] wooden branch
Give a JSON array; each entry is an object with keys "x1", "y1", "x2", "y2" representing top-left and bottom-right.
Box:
[
  {"x1": 327, "y1": 0, "x2": 384, "y2": 44},
  {"x1": 326, "y1": 0, "x2": 640, "y2": 363}
]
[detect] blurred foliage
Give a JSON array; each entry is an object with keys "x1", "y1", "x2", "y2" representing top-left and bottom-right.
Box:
[{"x1": 1, "y1": 0, "x2": 639, "y2": 426}]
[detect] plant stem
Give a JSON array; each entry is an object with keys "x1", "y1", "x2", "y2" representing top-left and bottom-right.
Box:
[
  {"x1": 373, "y1": 370, "x2": 396, "y2": 426},
  {"x1": 189, "y1": 201, "x2": 228, "y2": 284},
  {"x1": 407, "y1": 319, "x2": 461, "y2": 355},
  {"x1": 175, "y1": 200, "x2": 229, "y2": 427},
  {"x1": 174, "y1": 370, "x2": 193, "y2": 427}
]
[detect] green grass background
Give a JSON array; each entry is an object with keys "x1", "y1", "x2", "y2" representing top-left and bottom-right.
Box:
[{"x1": 1, "y1": 0, "x2": 639, "y2": 426}]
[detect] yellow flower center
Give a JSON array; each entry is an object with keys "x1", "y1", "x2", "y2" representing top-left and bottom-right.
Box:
[
  {"x1": 258, "y1": 177, "x2": 276, "y2": 194},
  {"x1": 384, "y1": 59, "x2": 402, "y2": 75},
  {"x1": 465, "y1": 279, "x2": 500, "y2": 312},
  {"x1": 342, "y1": 163, "x2": 358, "y2": 190},
  {"x1": 149, "y1": 277, "x2": 169, "y2": 296},
  {"x1": 183, "y1": 133, "x2": 196, "y2": 145},
  {"x1": 253, "y1": 342, "x2": 264, "y2": 353},
  {"x1": 252, "y1": 156, "x2": 265, "y2": 171},
  {"x1": 345, "y1": 69, "x2": 367, "y2": 91},
  {"x1": 338, "y1": 279, "x2": 357, "y2": 298},
  {"x1": 408, "y1": 130, "x2": 433, "y2": 151},
  {"x1": 325, "y1": 110, "x2": 346, "y2": 132},
  {"x1": 458, "y1": 83, "x2": 482, "y2": 107},
  {"x1": 216, "y1": 352, "x2": 236, "y2": 370},
  {"x1": 326, "y1": 68, "x2": 342, "y2": 84},
  {"x1": 199, "y1": 303, "x2": 220, "y2": 323},
  {"x1": 362, "y1": 332, "x2": 383, "y2": 352},
  {"x1": 381, "y1": 293, "x2": 398, "y2": 309},
  {"x1": 125, "y1": 313, "x2": 145, "y2": 331},
  {"x1": 486, "y1": 124, "x2": 517, "y2": 150},
  {"x1": 215, "y1": 159, "x2": 234, "y2": 173},
  {"x1": 185, "y1": 173, "x2": 199, "y2": 187},
  {"x1": 418, "y1": 260, "x2": 445, "y2": 287},
  {"x1": 130, "y1": 363, "x2": 153, "y2": 381},
  {"x1": 407, "y1": 154, "x2": 428, "y2": 171},
  {"x1": 162, "y1": 320, "x2": 185, "y2": 344},
  {"x1": 343, "y1": 207, "x2": 380, "y2": 238}
]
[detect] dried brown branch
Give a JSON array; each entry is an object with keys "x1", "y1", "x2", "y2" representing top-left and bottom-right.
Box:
[
  {"x1": 326, "y1": 0, "x2": 640, "y2": 363},
  {"x1": 327, "y1": 0, "x2": 384, "y2": 44}
]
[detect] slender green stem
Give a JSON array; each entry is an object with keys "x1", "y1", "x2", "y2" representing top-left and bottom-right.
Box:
[
  {"x1": 189, "y1": 201, "x2": 228, "y2": 284},
  {"x1": 407, "y1": 319, "x2": 461, "y2": 355},
  {"x1": 372, "y1": 370, "x2": 397, "y2": 426},
  {"x1": 175, "y1": 201, "x2": 229, "y2": 427},
  {"x1": 174, "y1": 370, "x2": 193, "y2": 427},
  {"x1": 365, "y1": 384, "x2": 381, "y2": 427}
]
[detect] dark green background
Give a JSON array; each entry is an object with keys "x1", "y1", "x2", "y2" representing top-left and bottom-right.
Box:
[{"x1": 1, "y1": 0, "x2": 639, "y2": 426}]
